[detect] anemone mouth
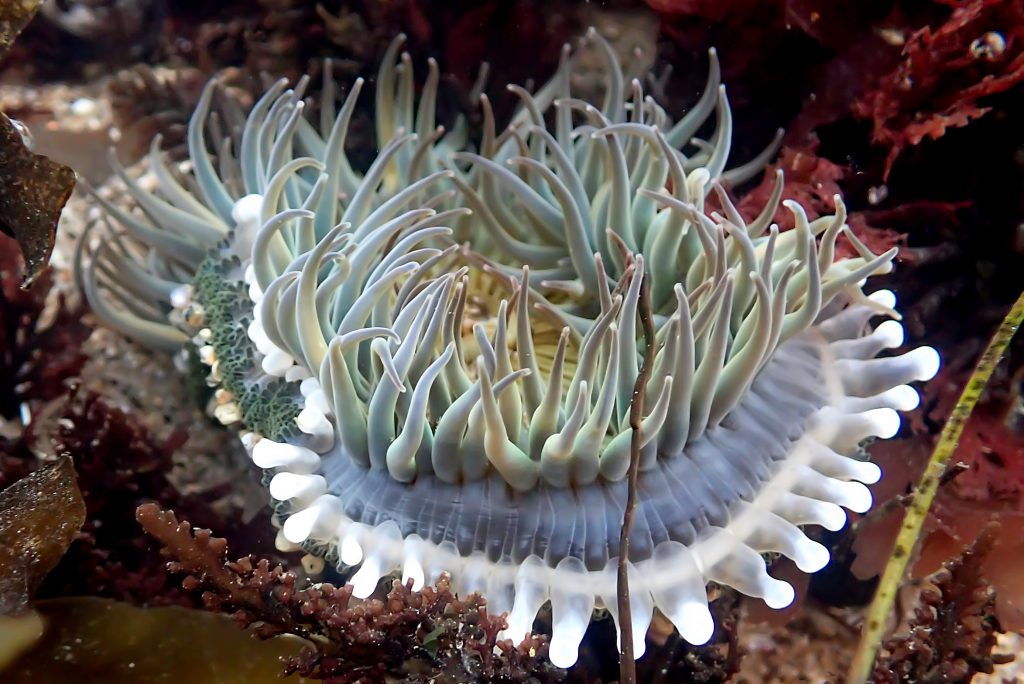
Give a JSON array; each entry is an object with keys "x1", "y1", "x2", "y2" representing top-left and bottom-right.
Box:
[{"x1": 446, "y1": 262, "x2": 580, "y2": 381}]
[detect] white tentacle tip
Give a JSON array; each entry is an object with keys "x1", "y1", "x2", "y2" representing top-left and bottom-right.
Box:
[
  {"x1": 794, "y1": 540, "x2": 831, "y2": 574},
  {"x1": 547, "y1": 646, "x2": 575, "y2": 670},
  {"x1": 857, "y1": 460, "x2": 883, "y2": 485},
  {"x1": 677, "y1": 603, "x2": 715, "y2": 645},
  {"x1": 631, "y1": 631, "x2": 648, "y2": 660},
  {"x1": 909, "y1": 346, "x2": 941, "y2": 381},
  {"x1": 282, "y1": 506, "x2": 320, "y2": 544},
  {"x1": 170, "y1": 285, "x2": 192, "y2": 309},
  {"x1": 842, "y1": 481, "x2": 874, "y2": 513},
  {"x1": 402, "y1": 556, "x2": 425, "y2": 591},
  {"x1": 243, "y1": 262, "x2": 257, "y2": 287},
  {"x1": 285, "y1": 365, "x2": 313, "y2": 383},
  {"x1": 251, "y1": 439, "x2": 320, "y2": 471},
  {"x1": 819, "y1": 503, "x2": 848, "y2": 531},
  {"x1": 350, "y1": 563, "x2": 382, "y2": 599},
  {"x1": 248, "y1": 279, "x2": 264, "y2": 303},
  {"x1": 231, "y1": 193, "x2": 264, "y2": 225},
  {"x1": 261, "y1": 349, "x2": 294, "y2": 376},
  {"x1": 548, "y1": 625, "x2": 588, "y2": 669},
  {"x1": 887, "y1": 385, "x2": 920, "y2": 411},
  {"x1": 866, "y1": 407, "x2": 901, "y2": 439},
  {"x1": 274, "y1": 529, "x2": 302, "y2": 553},
  {"x1": 296, "y1": 406, "x2": 329, "y2": 434},
  {"x1": 500, "y1": 619, "x2": 531, "y2": 650},
  {"x1": 296, "y1": 407, "x2": 335, "y2": 451},
  {"x1": 340, "y1": 533, "x2": 364, "y2": 566},
  {"x1": 299, "y1": 377, "x2": 320, "y2": 397},
  {"x1": 875, "y1": 319, "x2": 904, "y2": 348},
  {"x1": 306, "y1": 388, "x2": 332, "y2": 417},
  {"x1": 868, "y1": 289, "x2": 896, "y2": 308},
  {"x1": 763, "y1": 579, "x2": 796, "y2": 610},
  {"x1": 269, "y1": 472, "x2": 326, "y2": 501},
  {"x1": 247, "y1": 319, "x2": 273, "y2": 353},
  {"x1": 239, "y1": 431, "x2": 260, "y2": 451}
]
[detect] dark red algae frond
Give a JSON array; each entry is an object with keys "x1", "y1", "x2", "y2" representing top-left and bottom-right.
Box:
[
  {"x1": 36, "y1": 390, "x2": 229, "y2": 607},
  {"x1": 722, "y1": 141, "x2": 907, "y2": 261},
  {"x1": 854, "y1": 0, "x2": 1024, "y2": 178},
  {"x1": 0, "y1": 234, "x2": 88, "y2": 421},
  {"x1": 136, "y1": 504, "x2": 564, "y2": 683}
]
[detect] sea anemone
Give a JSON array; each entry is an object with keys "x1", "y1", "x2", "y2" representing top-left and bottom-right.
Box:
[{"x1": 77, "y1": 31, "x2": 940, "y2": 669}]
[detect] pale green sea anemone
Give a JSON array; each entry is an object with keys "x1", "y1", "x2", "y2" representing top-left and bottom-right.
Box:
[{"x1": 77, "y1": 30, "x2": 939, "y2": 669}]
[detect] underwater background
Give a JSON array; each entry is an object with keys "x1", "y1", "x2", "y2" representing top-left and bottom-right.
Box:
[{"x1": 1, "y1": 1, "x2": 1022, "y2": 682}]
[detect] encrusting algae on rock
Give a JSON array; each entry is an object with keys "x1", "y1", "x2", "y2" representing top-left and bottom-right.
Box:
[{"x1": 76, "y1": 29, "x2": 940, "y2": 668}]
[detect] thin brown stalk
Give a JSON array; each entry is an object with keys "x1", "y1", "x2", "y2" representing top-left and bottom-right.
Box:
[{"x1": 617, "y1": 271, "x2": 655, "y2": 684}]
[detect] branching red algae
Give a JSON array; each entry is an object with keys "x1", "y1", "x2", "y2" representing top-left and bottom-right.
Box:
[{"x1": 136, "y1": 503, "x2": 563, "y2": 682}]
